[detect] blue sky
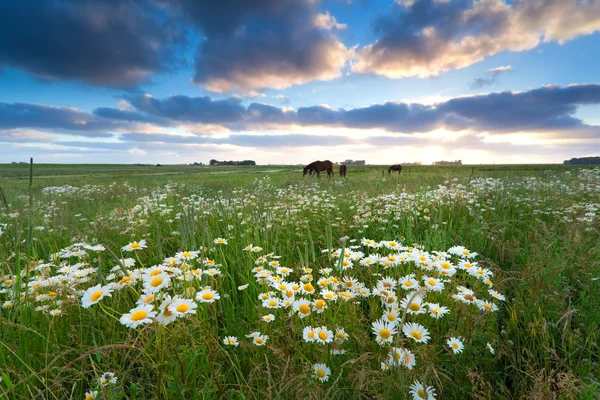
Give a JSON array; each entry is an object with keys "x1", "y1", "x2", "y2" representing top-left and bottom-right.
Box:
[{"x1": 1, "y1": 0, "x2": 599, "y2": 164}]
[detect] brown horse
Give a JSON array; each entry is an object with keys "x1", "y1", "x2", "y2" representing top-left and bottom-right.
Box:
[
  {"x1": 303, "y1": 160, "x2": 334, "y2": 178},
  {"x1": 339, "y1": 164, "x2": 347, "y2": 177},
  {"x1": 388, "y1": 164, "x2": 402, "y2": 174}
]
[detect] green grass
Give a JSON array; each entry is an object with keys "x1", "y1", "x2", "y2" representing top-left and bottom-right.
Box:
[{"x1": 0, "y1": 164, "x2": 598, "y2": 399}]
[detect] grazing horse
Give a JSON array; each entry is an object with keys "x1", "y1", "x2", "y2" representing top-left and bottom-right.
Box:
[
  {"x1": 339, "y1": 164, "x2": 347, "y2": 177},
  {"x1": 303, "y1": 160, "x2": 334, "y2": 178},
  {"x1": 388, "y1": 164, "x2": 402, "y2": 174}
]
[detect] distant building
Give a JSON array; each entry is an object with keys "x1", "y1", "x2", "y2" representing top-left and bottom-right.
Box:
[
  {"x1": 340, "y1": 159, "x2": 366, "y2": 165},
  {"x1": 564, "y1": 157, "x2": 600, "y2": 165},
  {"x1": 433, "y1": 160, "x2": 462, "y2": 166}
]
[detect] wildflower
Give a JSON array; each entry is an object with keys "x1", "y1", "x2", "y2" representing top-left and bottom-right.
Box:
[
  {"x1": 427, "y1": 303, "x2": 450, "y2": 319},
  {"x1": 334, "y1": 328, "x2": 349, "y2": 344},
  {"x1": 423, "y1": 276, "x2": 444, "y2": 292},
  {"x1": 400, "y1": 293, "x2": 426, "y2": 315},
  {"x1": 487, "y1": 342, "x2": 495, "y2": 355},
  {"x1": 489, "y1": 289, "x2": 505, "y2": 301},
  {"x1": 314, "y1": 326, "x2": 334, "y2": 344},
  {"x1": 447, "y1": 337, "x2": 464, "y2": 354},
  {"x1": 262, "y1": 314, "x2": 275, "y2": 323},
  {"x1": 81, "y1": 284, "x2": 112, "y2": 308},
  {"x1": 402, "y1": 322, "x2": 430, "y2": 343},
  {"x1": 312, "y1": 363, "x2": 331, "y2": 382},
  {"x1": 156, "y1": 296, "x2": 177, "y2": 325},
  {"x1": 98, "y1": 372, "x2": 117, "y2": 387},
  {"x1": 409, "y1": 380, "x2": 436, "y2": 400},
  {"x1": 143, "y1": 273, "x2": 170, "y2": 293},
  {"x1": 84, "y1": 391, "x2": 98, "y2": 400},
  {"x1": 382, "y1": 309, "x2": 400, "y2": 325},
  {"x1": 214, "y1": 238, "x2": 228, "y2": 245},
  {"x1": 475, "y1": 299, "x2": 498, "y2": 312},
  {"x1": 196, "y1": 288, "x2": 220, "y2": 303},
  {"x1": 303, "y1": 326, "x2": 317, "y2": 342},
  {"x1": 122, "y1": 239, "x2": 147, "y2": 252},
  {"x1": 168, "y1": 298, "x2": 197, "y2": 318},
  {"x1": 120, "y1": 304, "x2": 156, "y2": 328},
  {"x1": 262, "y1": 297, "x2": 280, "y2": 309},
  {"x1": 372, "y1": 319, "x2": 397, "y2": 345},
  {"x1": 223, "y1": 336, "x2": 239, "y2": 346},
  {"x1": 238, "y1": 284, "x2": 249, "y2": 291},
  {"x1": 389, "y1": 347, "x2": 415, "y2": 369},
  {"x1": 247, "y1": 332, "x2": 268, "y2": 346},
  {"x1": 49, "y1": 309, "x2": 62, "y2": 316},
  {"x1": 293, "y1": 298, "x2": 312, "y2": 318}
]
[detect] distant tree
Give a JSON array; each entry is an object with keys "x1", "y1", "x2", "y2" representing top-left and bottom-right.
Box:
[
  {"x1": 564, "y1": 157, "x2": 600, "y2": 165},
  {"x1": 209, "y1": 159, "x2": 218, "y2": 166}
]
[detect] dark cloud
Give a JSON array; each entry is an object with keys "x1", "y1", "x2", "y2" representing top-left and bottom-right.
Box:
[
  {"x1": 0, "y1": 0, "x2": 181, "y2": 87},
  {"x1": 0, "y1": 102, "x2": 117, "y2": 136},
  {"x1": 177, "y1": 0, "x2": 350, "y2": 92},
  {"x1": 354, "y1": 0, "x2": 600, "y2": 78}
]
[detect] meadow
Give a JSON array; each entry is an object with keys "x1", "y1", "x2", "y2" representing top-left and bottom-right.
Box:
[{"x1": 0, "y1": 163, "x2": 598, "y2": 399}]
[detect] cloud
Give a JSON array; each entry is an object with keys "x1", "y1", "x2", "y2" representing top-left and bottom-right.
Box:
[
  {"x1": 169, "y1": 0, "x2": 351, "y2": 93},
  {"x1": 353, "y1": 0, "x2": 600, "y2": 79},
  {"x1": 0, "y1": 0, "x2": 181, "y2": 88},
  {"x1": 471, "y1": 65, "x2": 512, "y2": 89},
  {"x1": 0, "y1": 129, "x2": 57, "y2": 143},
  {"x1": 0, "y1": 102, "x2": 118, "y2": 136},
  {"x1": 314, "y1": 12, "x2": 348, "y2": 30}
]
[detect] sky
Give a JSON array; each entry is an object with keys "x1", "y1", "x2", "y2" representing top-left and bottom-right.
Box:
[{"x1": 1, "y1": 0, "x2": 599, "y2": 165}]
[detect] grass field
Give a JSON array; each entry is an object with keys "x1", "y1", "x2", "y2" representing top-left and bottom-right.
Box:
[{"x1": 0, "y1": 163, "x2": 598, "y2": 399}]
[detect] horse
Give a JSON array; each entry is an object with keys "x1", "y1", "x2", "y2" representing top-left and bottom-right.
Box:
[
  {"x1": 388, "y1": 164, "x2": 402, "y2": 174},
  {"x1": 339, "y1": 164, "x2": 347, "y2": 177},
  {"x1": 303, "y1": 160, "x2": 334, "y2": 178}
]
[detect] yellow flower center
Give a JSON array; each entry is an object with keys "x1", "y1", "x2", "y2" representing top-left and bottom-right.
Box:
[
  {"x1": 315, "y1": 299, "x2": 325, "y2": 310},
  {"x1": 308, "y1": 331, "x2": 315, "y2": 339},
  {"x1": 336, "y1": 332, "x2": 345, "y2": 339},
  {"x1": 464, "y1": 263, "x2": 472, "y2": 268},
  {"x1": 325, "y1": 293, "x2": 334, "y2": 299},
  {"x1": 464, "y1": 294, "x2": 474, "y2": 301},
  {"x1": 299, "y1": 304, "x2": 310, "y2": 314},
  {"x1": 303, "y1": 283, "x2": 314, "y2": 292},
  {"x1": 379, "y1": 329, "x2": 391, "y2": 339},
  {"x1": 411, "y1": 331, "x2": 422, "y2": 340},
  {"x1": 131, "y1": 310, "x2": 147, "y2": 321},
  {"x1": 441, "y1": 262, "x2": 451, "y2": 269},
  {"x1": 267, "y1": 300, "x2": 277, "y2": 307},
  {"x1": 405, "y1": 281, "x2": 413, "y2": 287},
  {"x1": 418, "y1": 389, "x2": 426, "y2": 399},
  {"x1": 151, "y1": 277, "x2": 163, "y2": 287},
  {"x1": 150, "y1": 269, "x2": 161, "y2": 276},
  {"x1": 452, "y1": 343, "x2": 459, "y2": 349},
  {"x1": 427, "y1": 279, "x2": 436, "y2": 286},
  {"x1": 409, "y1": 303, "x2": 421, "y2": 311},
  {"x1": 387, "y1": 313, "x2": 396, "y2": 321},
  {"x1": 144, "y1": 295, "x2": 154, "y2": 303},
  {"x1": 202, "y1": 292, "x2": 215, "y2": 301},
  {"x1": 318, "y1": 331, "x2": 328, "y2": 340},
  {"x1": 316, "y1": 369, "x2": 325, "y2": 378},
  {"x1": 182, "y1": 252, "x2": 191, "y2": 257},
  {"x1": 130, "y1": 243, "x2": 140, "y2": 249},
  {"x1": 176, "y1": 303, "x2": 190, "y2": 313},
  {"x1": 119, "y1": 276, "x2": 132, "y2": 285},
  {"x1": 90, "y1": 291, "x2": 104, "y2": 302},
  {"x1": 255, "y1": 338, "x2": 264, "y2": 344},
  {"x1": 278, "y1": 284, "x2": 287, "y2": 290},
  {"x1": 483, "y1": 303, "x2": 492, "y2": 310},
  {"x1": 389, "y1": 241, "x2": 397, "y2": 247}
]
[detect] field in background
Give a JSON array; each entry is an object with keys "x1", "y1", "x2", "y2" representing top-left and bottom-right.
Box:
[{"x1": 0, "y1": 164, "x2": 598, "y2": 399}]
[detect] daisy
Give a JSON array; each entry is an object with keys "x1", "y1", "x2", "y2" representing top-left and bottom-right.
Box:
[
  {"x1": 250, "y1": 333, "x2": 268, "y2": 346},
  {"x1": 409, "y1": 381, "x2": 436, "y2": 399},
  {"x1": 402, "y1": 322, "x2": 430, "y2": 343},
  {"x1": 382, "y1": 309, "x2": 400, "y2": 325},
  {"x1": 447, "y1": 337, "x2": 464, "y2": 354},
  {"x1": 489, "y1": 289, "x2": 505, "y2": 301},
  {"x1": 262, "y1": 297, "x2": 280, "y2": 309},
  {"x1": 196, "y1": 288, "x2": 220, "y2": 303},
  {"x1": 371, "y1": 319, "x2": 397, "y2": 345},
  {"x1": 262, "y1": 314, "x2": 275, "y2": 323},
  {"x1": 475, "y1": 299, "x2": 498, "y2": 312},
  {"x1": 120, "y1": 304, "x2": 156, "y2": 328},
  {"x1": 84, "y1": 391, "x2": 98, "y2": 400},
  {"x1": 312, "y1": 363, "x2": 331, "y2": 383},
  {"x1": 238, "y1": 284, "x2": 249, "y2": 291},
  {"x1": 81, "y1": 284, "x2": 112, "y2": 308},
  {"x1": 423, "y1": 276, "x2": 444, "y2": 292},
  {"x1": 214, "y1": 238, "x2": 228, "y2": 245},
  {"x1": 334, "y1": 328, "x2": 349, "y2": 343},
  {"x1": 303, "y1": 326, "x2": 317, "y2": 342},
  {"x1": 427, "y1": 303, "x2": 450, "y2": 319},
  {"x1": 168, "y1": 298, "x2": 197, "y2": 318},
  {"x1": 143, "y1": 273, "x2": 170, "y2": 293},
  {"x1": 155, "y1": 296, "x2": 177, "y2": 326},
  {"x1": 223, "y1": 336, "x2": 239, "y2": 347},
  {"x1": 293, "y1": 298, "x2": 312, "y2": 318},
  {"x1": 98, "y1": 372, "x2": 117, "y2": 386},
  {"x1": 122, "y1": 239, "x2": 147, "y2": 252},
  {"x1": 400, "y1": 293, "x2": 426, "y2": 315},
  {"x1": 487, "y1": 342, "x2": 495, "y2": 355},
  {"x1": 314, "y1": 326, "x2": 334, "y2": 344}
]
